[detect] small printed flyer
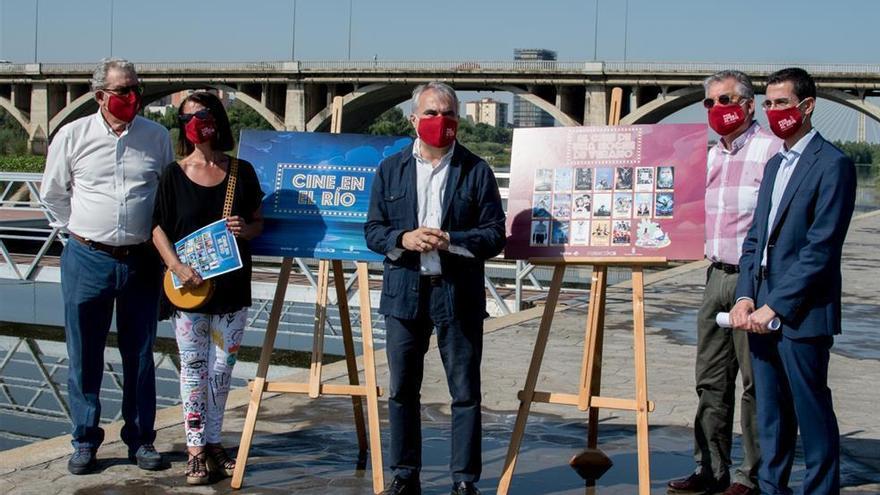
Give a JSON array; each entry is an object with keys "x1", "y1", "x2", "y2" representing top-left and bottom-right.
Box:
[{"x1": 171, "y1": 218, "x2": 243, "y2": 289}]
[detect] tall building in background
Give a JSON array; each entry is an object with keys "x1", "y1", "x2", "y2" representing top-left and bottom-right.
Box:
[
  {"x1": 513, "y1": 48, "x2": 556, "y2": 128},
  {"x1": 465, "y1": 98, "x2": 509, "y2": 128}
]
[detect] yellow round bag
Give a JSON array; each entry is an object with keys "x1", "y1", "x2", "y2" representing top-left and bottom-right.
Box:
[{"x1": 162, "y1": 271, "x2": 215, "y2": 310}]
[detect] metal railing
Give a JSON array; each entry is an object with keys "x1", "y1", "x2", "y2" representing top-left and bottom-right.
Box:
[
  {"x1": 0, "y1": 336, "x2": 182, "y2": 443},
  {"x1": 4, "y1": 60, "x2": 880, "y2": 77},
  {"x1": 0, "y1": 173, "x2": 65, "y2": 281}
]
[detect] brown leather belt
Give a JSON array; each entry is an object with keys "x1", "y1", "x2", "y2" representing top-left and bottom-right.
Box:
[
  {"x1": 69, "y1": 233, "x2": 146, "y2": 260},
  {"x1": 710, "y1": 261, "x2": 740, "y2": 274},
  {"x1": 421, "y1": 275, "x2": 444, "y2": 287}
]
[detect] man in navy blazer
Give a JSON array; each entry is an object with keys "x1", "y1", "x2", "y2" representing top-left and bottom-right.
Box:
[
  {"x1": 365, "y1": 82, "x2": 505, "y2": 495},
  {"x1": 730, "y1": 68, "x2": 856, "y2": 495}
]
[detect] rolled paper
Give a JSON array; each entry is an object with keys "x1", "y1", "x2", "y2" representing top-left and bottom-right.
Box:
[{"x1": 717, "y1": 312, "x2": 781, "y2": 331}]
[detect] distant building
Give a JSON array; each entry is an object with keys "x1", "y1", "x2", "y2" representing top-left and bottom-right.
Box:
[
  {"x1": 513, "y1": 48, "x2": 556, "y2": 128},
  {"x1": 465, "y1": 98, "x2": 509, "y2": 128}
]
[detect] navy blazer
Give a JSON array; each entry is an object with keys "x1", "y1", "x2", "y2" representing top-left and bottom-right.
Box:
[
  {"x1": 735, "y1": 132, "x2": 856, "y2": 339},
  {"x1": 364, "y1": 142, "x2": 506, "y2": 321}
]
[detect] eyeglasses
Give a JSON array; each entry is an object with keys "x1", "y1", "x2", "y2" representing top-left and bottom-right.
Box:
[
  {"x1": 702, "y1": 94, "x2": 747, "y2": 109},
  {"x1": 102, "y1": 84, "x2": 143, "y2": 96},
  {"x1": 761, "y1": 97, "x2": 801, "y2": 110},
  {"x1": 178, "y1": 109, "x2": 212, "y2": 124}
]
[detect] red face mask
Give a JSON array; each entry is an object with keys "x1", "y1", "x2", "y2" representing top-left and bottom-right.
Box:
[
  {"x1": 105, "y1": 91, "x2": 140, "y2": 123},
  {"x1": 766, "y1": 101, "x2": 806, "y2": 139},
  {"x1": 184, "y1": 115, "x2": 217, "y2": 144},
  {"x1": 417, "y1": 115, "x2": 458, "y2": 148},
  {"x1": 708, "y1": 103, "x2": 747, "y2": 136}
]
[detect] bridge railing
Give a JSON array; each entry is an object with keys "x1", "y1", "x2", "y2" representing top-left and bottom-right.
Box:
[{"x1": 6, "y1": 60, "x2": 880, "y2": 77}]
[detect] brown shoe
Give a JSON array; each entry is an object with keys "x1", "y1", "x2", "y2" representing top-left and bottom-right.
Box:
[
  {"x1": 205, "y1": 443, "x2": 236, "y2": 478},
  {"x1": 722, "y1": 483, "x2": 758, "y2": 495},
  {"x1": 667, "y1": 471, "x2": 730, "y2": 493},
  {"x1": 185, "y1": 450, "x2": 210, "y2": 485}
]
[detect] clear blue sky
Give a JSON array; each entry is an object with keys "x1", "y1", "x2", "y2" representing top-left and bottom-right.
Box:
[
  {"x1": 1, "y1": 0, "x2": 878, "y2": 63},
  {"x1": 2, "y1": 0, "x2": 878, "y2": 141}
]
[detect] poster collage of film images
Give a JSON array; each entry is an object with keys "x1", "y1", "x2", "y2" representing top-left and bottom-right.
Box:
[{"x1": 530, "y1": 166, "x2": 675, "y2": 247}]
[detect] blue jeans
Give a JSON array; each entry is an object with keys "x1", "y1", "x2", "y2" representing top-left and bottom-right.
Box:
[
  {"x1": 61, "y1": 238, "x2": 161, "y2": 450},
  {"x1": 385, "y1": 277, "x2": 483, "y2": 483}
]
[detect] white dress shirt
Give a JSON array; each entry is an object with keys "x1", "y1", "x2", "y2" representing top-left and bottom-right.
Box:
[
  {"x1": 40, "y1": 112, "x2": 174, "y2": 246},
  {"x1": 761, "y1": 128, "x2": 817, "y2": 266},
  {"x1": 387, "y1": 139, "x2": 474, "y2": 275}
]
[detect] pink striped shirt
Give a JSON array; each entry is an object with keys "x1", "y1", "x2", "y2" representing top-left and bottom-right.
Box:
[{"x1": 705, "y1": 122, "x2": 782, "y2": 265}]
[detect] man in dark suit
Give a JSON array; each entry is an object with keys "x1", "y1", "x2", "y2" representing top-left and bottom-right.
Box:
[
  {"x1": 730, "y1": 68, "x2": 856, "y2": 495},
  {"x1": 365, "y1": 82, "x2": 505, "y2": 495}
]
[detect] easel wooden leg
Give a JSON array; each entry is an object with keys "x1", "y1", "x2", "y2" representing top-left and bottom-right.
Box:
[
  {"x1": 497, "y1": 265, "x2": 567, "y2": 495},
  {"x1": 231, "y1": 257, "x2": 294, "y2": 489},
  {"x1": 309, "y1": 259, "x2": 330, "y2": 398},
  {"x1": 332, "y1": 260, "x2": 368, "y2": 456},
  {"x1": 631, "y1": 267, "x2": 651, "y2": 495},
  {"x1": 356, "y1": 261, "x2": 385, "y2": 494},
  {"x1": 578, "y1": 266, "x2": 607, "y2": 448}
]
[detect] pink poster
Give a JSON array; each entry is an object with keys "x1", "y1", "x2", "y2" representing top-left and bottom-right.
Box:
[{"x1": 505, "y1": 124, "x2": 707, "y2": 261}]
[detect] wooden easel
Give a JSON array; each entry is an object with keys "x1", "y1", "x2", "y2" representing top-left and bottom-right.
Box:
[
  {"x1": 496, "y1": 257, "x2": 665, "y2": 495},
  {"x1": 497, "y1": 88, "x2": 665, "y2": 495},
  {"x1": 231, "y1": 97, "x2": 385, "y2": 493}
]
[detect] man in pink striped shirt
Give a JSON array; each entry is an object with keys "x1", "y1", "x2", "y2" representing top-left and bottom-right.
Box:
[{"x1": 668, "y1": 71, "x2": 781, "y2": 495}]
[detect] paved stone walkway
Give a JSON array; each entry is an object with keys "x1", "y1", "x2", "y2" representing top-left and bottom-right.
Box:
[{"x1": 1, "y1": 212, "x2": 878, "y2": 494}]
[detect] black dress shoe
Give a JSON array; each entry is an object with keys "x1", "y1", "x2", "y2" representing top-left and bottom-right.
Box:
[
  {"x1": 451, "y1": 481, "x2": 481, "y2": 495},
  {"x1": 381, "y1": 476, "x2": 421, "y2": 495},
  {"x1": 667, "y1": 471, "x2": 730, "y2": 493}
]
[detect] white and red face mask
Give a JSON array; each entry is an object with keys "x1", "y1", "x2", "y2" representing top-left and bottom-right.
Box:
[
  {"x1": 183, "y1": 112, "x2": 217, "y2": 144},
  {"x1": 708, "y1": 103, "x2": 747, "y2": 136},
  {"x1": 417, "y1": 115, "x2": 458, "y2": 148},
  {"x1": 766, "y1": 101, "x2": 807, "y2": 139}
]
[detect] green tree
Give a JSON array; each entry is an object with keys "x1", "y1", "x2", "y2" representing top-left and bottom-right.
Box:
[
  {"x1": 0, "y1": 108, "x2": 29, "y2": 155},
  {"x1": 367, "y1": 107, "x2": 415, "y2": 137}
]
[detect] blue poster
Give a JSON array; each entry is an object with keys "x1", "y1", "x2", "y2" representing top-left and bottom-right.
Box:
[
  {"x1": 238, "y1": 130, "x2": 413, "y2": 261},
  {"x1": 172, "y1": 218, "x2": 243, "y2": 289}
]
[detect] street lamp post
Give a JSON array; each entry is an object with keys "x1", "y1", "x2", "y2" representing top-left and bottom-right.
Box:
[
  {"x1": 109, "y1": 0, "x2": 114, "y2": 56},
  {"x1": 33, "y1": 0, "x2": 39, "y2": 62},
  {"x1": 593, "y1": 0, "x2": 599, "y2": 61},
  {"x1": 291, "y1": 0, "x2": 297, "y2": 60},
  {"x1": 623, "y1": 0, "x2": 629, "y2": 63},
  {"x1": 347, "y1": 0, "x2": 352, "y2": 60}
]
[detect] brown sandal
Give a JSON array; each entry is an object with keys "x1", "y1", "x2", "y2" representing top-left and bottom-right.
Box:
[
  {"x1": 206, "y1": 443, "x2": 236, "y2": 477},
  {"x1": 185, "y1": 450, "x2": 210, "y2": 485}
]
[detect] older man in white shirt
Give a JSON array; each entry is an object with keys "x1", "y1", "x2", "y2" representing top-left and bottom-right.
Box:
[{"x1": 40, "y1": 58, "x2": 174, "y2": 475}]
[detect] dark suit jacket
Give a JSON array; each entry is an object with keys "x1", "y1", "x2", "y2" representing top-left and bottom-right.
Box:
[
  {"x1": 735, "y1": 132, "x2": 856, "y2": 339},
  {"x1": 364, "y1": 142, "x2": 506, "y2": 320}
]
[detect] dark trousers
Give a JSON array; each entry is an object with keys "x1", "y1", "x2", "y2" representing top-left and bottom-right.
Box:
[
  {"x1": 693, "y1": 266, "x2": 759, "y2": 486},
  {"x1": 61, "y1": 239, "x2": 161, "y2": 450},
  {"x1": 385, "y1": 277, "x2": 483, "y2": 483},
  {"x1": 749, "y1": 331, "x2": 839, "y2": 495}
]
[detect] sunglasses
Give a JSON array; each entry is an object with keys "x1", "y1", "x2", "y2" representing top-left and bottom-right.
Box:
[
  {"x1": 702, "y1": 94, "x2": 747, "y2": 109},
  {"x1": 102, "y1": 84, "x2": 143, "y2": 96},
  {"x1": 178, "y1": 109, "x2": 212, "y2": 124}
]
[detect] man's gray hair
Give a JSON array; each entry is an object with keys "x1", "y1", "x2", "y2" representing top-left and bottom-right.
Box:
[
  {"x1": 703, "y1": 70, "x2": 755, "y2": 99},
  {"x1": 411, "y1": 82, "x2": 459, "y2": 115},
  {"x1": 90, "y1": 57, "x2": 137, "y2": 91}
]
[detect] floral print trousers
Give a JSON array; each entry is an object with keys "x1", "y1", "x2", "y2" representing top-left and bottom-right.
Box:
[{"x1": 172, "y1": 309, "x2": 247, "y2": 447}]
